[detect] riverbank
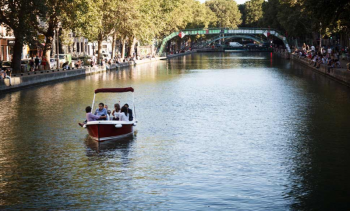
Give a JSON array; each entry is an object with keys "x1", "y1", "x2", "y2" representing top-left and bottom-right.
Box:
[
  {"x1": 0, "y1": 66, "x2": 106, "y2": 93},
  {"x1": 274, "y1": 49, "x2": 350, "y2": 86},
  {"x1": 0, "y1": 57, "x2": 167, "y2": 93},
  {"x1": 107, "y1": 57, "x2": 166, "y2": 69},
  {"x1": 166, "y1": 51, "x2": 196, "y2": 58},
  {"x1": 275, "y1": 49, "x2": 350, "y2": 86},
  {"x1": 290, "y1": 54, "x2": 350, "y2": 86}
]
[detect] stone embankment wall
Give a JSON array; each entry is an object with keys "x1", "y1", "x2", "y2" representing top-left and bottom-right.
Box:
[
  {"x1": 290, "y1": 54, "x2": 350, "y2": 86},
  {"x1": 0, "y1": 66, "x2": 106, "y2": 92},
  {"x1": 273, "y1": 48, "x2": 350, "y2": 86},
  {"x1": 166, "y1": 51, "x2": 196, "y2": 58},
  {"x1": 107, "y1": 57, "x2": 164, "y2": 70},
  {"x1": 0, "y1": 57, "x2": 165, "y2": 93}
]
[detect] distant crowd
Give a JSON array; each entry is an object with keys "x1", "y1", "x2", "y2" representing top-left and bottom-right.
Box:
[{"x1": 292, "y1": 44, "x2": 350, "y2": 71}]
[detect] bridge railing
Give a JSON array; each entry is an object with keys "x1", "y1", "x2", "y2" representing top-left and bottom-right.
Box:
[
  {"x1": 157, "y1": 27, "x2": 290, "y2": 54},
  {"x1": 179, "y1": 27, "x2": 279, "y2": 32}
]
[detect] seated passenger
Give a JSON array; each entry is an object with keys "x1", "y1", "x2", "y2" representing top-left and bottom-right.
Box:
[
  {"x1": 78, "y1": 106, "x2": 100, "y2": 127},
  {"x1": 123, "y1": 103, "x2": 133, "y2": 121},
  {"x1": 112, "y1": 103, "x2": 121, "y2": 120},
  {"x1": 86, "y1": 106, "x2": 100, "y2": 121},
  {"x1": 116, "y1": 106, "x2": 129, "y2": 121},
  {"x1": 104, "y1": 104, "x2": 111, "y2": 120},
  {"x1": 94, "y1": 102, "x2": 107, "y2": 120}
]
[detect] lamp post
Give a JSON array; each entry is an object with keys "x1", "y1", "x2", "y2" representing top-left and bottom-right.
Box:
[
  {"x1": 56, "y1": 22, "x2": 61, "y2": 69},
  {"x1": 56, "y1": 28, "x2": 59, "y2": 69},
  {"x1": 319, "y1": 22, "x2": 322, "y2": 53}
]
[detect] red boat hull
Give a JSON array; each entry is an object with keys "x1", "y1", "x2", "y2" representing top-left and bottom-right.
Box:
[{"x1": 86, "y1": 122, "x2": 134, "y2": 142}]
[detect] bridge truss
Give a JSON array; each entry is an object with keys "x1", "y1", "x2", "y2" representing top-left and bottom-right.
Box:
[{"x1": 158, "y1": 28, "x2": 290, "y2": 55}]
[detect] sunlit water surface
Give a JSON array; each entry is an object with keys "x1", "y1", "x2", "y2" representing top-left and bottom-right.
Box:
[{"x1": 1, "y1": 52, "x2": 350, "y2": 210}]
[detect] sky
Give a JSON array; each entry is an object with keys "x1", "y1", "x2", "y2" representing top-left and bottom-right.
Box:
[{"x1": 199, "y1": 0, "x2": 248, "y2": 4}]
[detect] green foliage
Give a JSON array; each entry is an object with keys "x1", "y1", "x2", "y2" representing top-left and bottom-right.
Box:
[
  {"x1": 205, "y1": 0, "x2": 242, "y2": 28},
  {"x1": 186, "y1": 1, "x2": 217, "y2": 29},
  {"x1": 0, "y1": 0, "x2": 43, "y2": 72},
  {"x1": 0, "y1": 0, "x2": 40, "y2": 43},
  {"x1": 276, "y1": 0, "x2": 313, "y2": 37},
  {"x1": 260, "y1": 0, "x2": 281, "y2": 30},
  {"x1": 257, "y1": 0, "x2": 350, "y2": 41},
  {"x1": 244, "y1": 0, "x2": 264, "y2": 26},
  {"x1": 238, "y1": 4, "x2": 246, "y2": 26}
]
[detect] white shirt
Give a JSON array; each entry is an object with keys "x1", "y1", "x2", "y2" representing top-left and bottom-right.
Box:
[
  {"x1": 113, "y1": 110, "x2": 120, "y2": 119},
  {"x1": 117, "y1": 113, "x2": 129, "y2": 121}
]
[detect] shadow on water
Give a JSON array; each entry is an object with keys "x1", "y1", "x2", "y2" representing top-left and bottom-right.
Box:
[{"x1": 84, "y1": 133, "x2": 135, "y2": 156}]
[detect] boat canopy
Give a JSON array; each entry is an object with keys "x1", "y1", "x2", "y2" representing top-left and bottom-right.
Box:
[{"x1": 95, "y1": 87, "x2": 134, "y2": 93}]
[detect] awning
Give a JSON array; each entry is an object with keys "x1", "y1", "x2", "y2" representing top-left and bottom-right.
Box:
[{"x1": 94, "y1": 87, "x2": 134, "y2": 93}]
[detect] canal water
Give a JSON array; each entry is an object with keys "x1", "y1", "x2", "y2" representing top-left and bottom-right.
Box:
[{"x1": 1, "y1": 52, "x2": 350, "y2": 210}]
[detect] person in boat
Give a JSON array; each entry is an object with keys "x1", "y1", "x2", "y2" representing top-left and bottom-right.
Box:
[
  {"x1": 112, "y1": 103, "x2": 121, "y2": 120},
  {"x1": 94, "y1": 102, "x2": 107, "y2": 120},
  {"x1": 86, "y1": 106, "x2": 101, "y2": 121},
  {"x1": 78, "y1": 106, "x2": 101, "y2": 127},
  {"x1": 104, "y1": 104, "x2": 111, "y2": 120},
  {"x1": 117, "y1": 106, "x2": 129, "y2": 121},
  {"x1": 123, "y1": 104, "x2": 133, "y2": 121}
]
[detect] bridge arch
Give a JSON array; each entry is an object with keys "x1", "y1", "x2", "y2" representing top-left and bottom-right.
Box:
[
  {"x1": 205, "y1": 34, "x2": 265, "y2": 45},
  {"x1": 158, "y1": 28, "x2": 290, "y2": 55}
]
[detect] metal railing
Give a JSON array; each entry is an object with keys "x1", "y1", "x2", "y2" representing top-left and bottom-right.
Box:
[{"x1": 158, "y1": 27, "x2": 290, "y2": 55}]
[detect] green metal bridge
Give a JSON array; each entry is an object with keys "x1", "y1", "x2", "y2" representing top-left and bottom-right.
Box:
[{"x1": 158, "y1": 28, "x2": 290, "y2": 55}]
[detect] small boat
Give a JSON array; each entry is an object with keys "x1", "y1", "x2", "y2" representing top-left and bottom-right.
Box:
[{"x1": 84, "y1": 87, "x2": 137, "y2": 142}]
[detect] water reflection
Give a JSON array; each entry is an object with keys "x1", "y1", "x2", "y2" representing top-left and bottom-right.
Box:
[
  {"x1": 84, "y1": 134, "x2": 135, "y2": 156},
  {"x1": 2, "y1": 52, "x2": 350, "y2": 209}
]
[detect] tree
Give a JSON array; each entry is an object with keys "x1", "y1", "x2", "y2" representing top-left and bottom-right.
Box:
[
  {"x1": 260, "y1": 0, "x2": 282, "y2": 30},
  {"x1": 301, "y1": 0, "x2": 349, "y2": 31},
  {"x1": 276, "y1": 0, "x2": 313, "y2": 38},
  {"x1": 185, "y1": 0, "x2": 217, "y2": 29},
  {"x1": 0, "y1": 0, "x2": 41, "y2": 73},
  {"x1": 244, "y1": 0, "x2": 264, "y2": 26},
  {"x1": 205, "y1": 0, "x2": 242, "y2": 28},
  {"x1": 238, "y1": 4, "x2": 246, "y2": 27},
  {"x1": 76, "y1": 0, "x2": 118, "y2": 62},
  {"x1": 32, "y1": 0, "x2": 78, "y2": 69}
]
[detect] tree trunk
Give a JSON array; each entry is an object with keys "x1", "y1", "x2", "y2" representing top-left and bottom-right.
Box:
[
  {"x1": 121, "y1": 38, "x2": 126, "y2": 60},
  {"x1": 177, "y1": 38, "x2": 182, "y2": 52},
  {"x1": 12, "y1": 35, "x2": 24, "y2": 74},
  {"x1": 97, "y1": 32, "x2": 103, "y2": 65},
  {"x1": 111, "y1": 32, "x2": 116, "y2": 59},
  {"x1": 43, "y1": 35, "x2": 54, "y2": 70},
  {"x1": 128, "y1": 37, "x2": 137, "y2": 57},
  {"x1": 97, "y1": 39, "x2": 102, "y2": 65}
]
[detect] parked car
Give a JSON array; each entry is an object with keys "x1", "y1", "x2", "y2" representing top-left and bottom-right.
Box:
[
  {"x1": 229, "y1": 42, "x2": 243, "y2": 47},
  {"x1": 245, "y1": 43, "x2": 258, "y2": 48}
]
